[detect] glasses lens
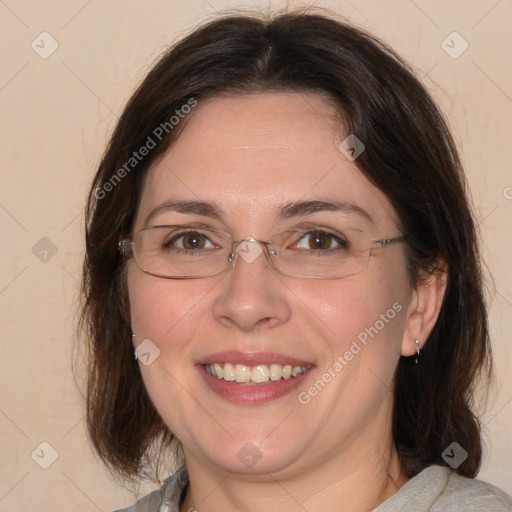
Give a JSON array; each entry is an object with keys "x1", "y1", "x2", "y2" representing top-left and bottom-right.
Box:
[
  {"x1": 270, "y1": 228, "x2": 371, "y2": 278},
  {"x1": 134, "y1": 226, "x2": 230, "y2": 278},
  {"x1": 130, "y1": 225, "x2": 387, "y2": 279}
]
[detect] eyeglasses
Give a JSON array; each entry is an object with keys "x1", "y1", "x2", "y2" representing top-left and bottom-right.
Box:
[{"x1": 118, "y1": 225, "x2": 405, "y2": 280}]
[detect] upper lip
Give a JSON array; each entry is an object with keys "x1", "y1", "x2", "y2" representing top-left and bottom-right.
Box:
[{"x1": 196, "y1": 351, "x2": 314, "y2": 367}]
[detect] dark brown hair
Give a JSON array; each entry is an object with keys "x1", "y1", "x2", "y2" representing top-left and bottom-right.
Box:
[{"x1": 79, "y1": 9, "x2": 492, "y2": 483}]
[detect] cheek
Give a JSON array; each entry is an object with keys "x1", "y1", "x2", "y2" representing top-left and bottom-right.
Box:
[
  {"x1": 127, "y1": 266, "x2": 223, "y2": 352},
  {"x1": 297, "y1": 272, "x2": 410, "y2": 393},
  {"x1": 126, "y1": 270, "x2": 209, "y2": 411},
  {"x1": 128, "y1": 267, "x2": 180, "y2": 344},
  {"x1": 301, "y1": 277, "x2": 406, "y2": 344}
]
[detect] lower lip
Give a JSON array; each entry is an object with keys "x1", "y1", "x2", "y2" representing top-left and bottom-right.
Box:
[{"x1": 198, "y1": 365, "x2": 313, "y2": 404}]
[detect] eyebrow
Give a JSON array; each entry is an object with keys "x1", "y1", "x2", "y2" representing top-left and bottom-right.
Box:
[
  {"x1": 144, "y1": 200, "x2": 224, "y2": 225},
  {"x1": 144, "y1": 198, "x2": 373, "y2": 226},
  {"x1": 278, "y1": 200, "x2": 373, "y2": 223}
]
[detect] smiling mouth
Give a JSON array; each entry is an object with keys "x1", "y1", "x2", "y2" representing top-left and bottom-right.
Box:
[{"x1": 203, "y1": 363, "x2": 310, "y2": 384}]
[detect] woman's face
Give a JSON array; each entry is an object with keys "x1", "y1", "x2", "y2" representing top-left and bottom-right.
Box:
[{"x1": 128, "y1": 92, "x2": 416, "y2": 477}]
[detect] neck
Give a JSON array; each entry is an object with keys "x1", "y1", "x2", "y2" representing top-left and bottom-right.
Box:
[{"x1": 181, "y1": 441, "x2": 408, "y2": 512}]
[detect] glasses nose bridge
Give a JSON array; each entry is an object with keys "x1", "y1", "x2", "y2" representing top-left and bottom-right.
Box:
[{"x1": 228, "y1": 237, "x2": 274, "y2": 270}]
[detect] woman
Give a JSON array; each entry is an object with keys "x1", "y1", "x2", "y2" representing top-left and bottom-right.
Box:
[{"x1": 80, "y1": 9, "x2": 512, "y2": 512}]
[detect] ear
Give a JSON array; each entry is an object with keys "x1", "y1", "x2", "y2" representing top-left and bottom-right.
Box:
[{"x1": 401, "y1": 259, "x2": 448, "y2": 356}]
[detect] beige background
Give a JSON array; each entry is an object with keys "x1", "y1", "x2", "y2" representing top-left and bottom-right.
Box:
[{"x1": 0, "y1": 0, "x2": 511, "y2": 510}]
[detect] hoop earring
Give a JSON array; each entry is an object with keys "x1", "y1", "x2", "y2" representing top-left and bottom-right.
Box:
[{"x1": 415, "y1": 339, "x2": 420, "y2": 364}]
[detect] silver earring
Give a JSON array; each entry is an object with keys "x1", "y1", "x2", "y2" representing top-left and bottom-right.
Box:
[
  {"x1": 415, "y1": 339, "x2": 420, "y2": 364},
  {"x1": 132, "y1": 334, "x2": 138, "y2": 360}
]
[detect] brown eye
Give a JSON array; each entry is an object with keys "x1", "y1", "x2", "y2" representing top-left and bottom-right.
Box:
[
  {"x1": 183, "y1": 233, "x2": 205, "y2": 249},
  {"x1": 181, "y1": 232, "x2": 207, "y2": 249},
  {"x1": 163, "y1": 230, "x2": 214, "y2": 251},
  {"x1": 294, "y1": 229, "x2": 348, "y2": 252},
  {"x1": 308, "y1": 231, "x2": 332, "y2": 250}
]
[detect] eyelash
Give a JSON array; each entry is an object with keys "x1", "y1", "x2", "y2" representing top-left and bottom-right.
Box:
[
  {"x1": 293, "y1": 229, "x2": 349, "y2": 252},
  {"x1": 161, "y1": 228, "x2": 349, "y2": 253},
  {"x1": 163, "y1": 231, "x2": 216, "y2": 250}
]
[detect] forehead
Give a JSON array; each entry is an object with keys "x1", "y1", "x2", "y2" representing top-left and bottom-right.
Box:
[{"x1": 135, "y1": 92, "x2": 397, "y2": 232}]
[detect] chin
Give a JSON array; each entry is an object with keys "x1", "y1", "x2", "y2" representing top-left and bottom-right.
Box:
[{"x1": 190, "y1": 436, "x2": 311, "y2": 477}]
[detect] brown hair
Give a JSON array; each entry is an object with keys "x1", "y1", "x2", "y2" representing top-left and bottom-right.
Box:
[{"x1": 79, "y1": 9, "x2": 492, "y2": 483}]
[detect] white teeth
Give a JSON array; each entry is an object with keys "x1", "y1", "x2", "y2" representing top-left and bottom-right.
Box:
[
  {"x1": 252, "y1": 365, "x2": 270, "y2": 383},
  {"x1": 223, "y1": 362, "x2": 235, "y2": 381},
  {"x1": 291, "y1": 366, "x2": 304, "y2": 377},
  {"x1": 269, "y1": 364, "x2": 282, "y2": 381},
  {"x1": 234, "y1": 364, "x2": 251, "y2": 382},
  {"x1": 282, "y1": 365, "x2": 292, "y2": 379},
  {"x1": 214, "y1": 363, "x2": 223, "y2": 379},
  {"x1": 205, "y1": 363, "x2": 308, "y2": 383}
]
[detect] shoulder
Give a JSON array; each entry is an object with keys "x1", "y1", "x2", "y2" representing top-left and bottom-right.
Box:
[
  {"x1": 374, "y1": 465, "x2": 512, "y2": 512},
  {"x1": 432, "y1": 471, "x2": 512, "y2": 511}
]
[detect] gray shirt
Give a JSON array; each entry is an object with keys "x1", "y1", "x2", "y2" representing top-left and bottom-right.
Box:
[{"x1": 114, "y1": 465, "x2": 512, "y2": 511}]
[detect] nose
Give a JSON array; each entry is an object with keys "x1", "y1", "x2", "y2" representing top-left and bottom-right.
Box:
[{"x1": 211, "y1": 239, "x2": 292, "y2": 332}]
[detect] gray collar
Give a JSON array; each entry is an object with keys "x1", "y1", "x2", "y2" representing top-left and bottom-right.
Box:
[
  {"x1": 157, "y1": 465, "x2": 453, "y2": 512},
  {"x1": 158, "y1": 466, "x2": 189, "y2": 512}
]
